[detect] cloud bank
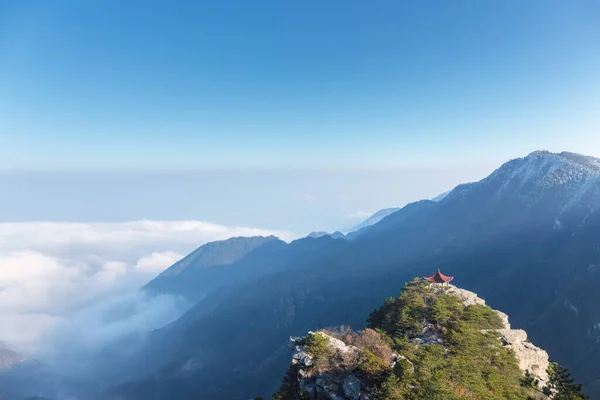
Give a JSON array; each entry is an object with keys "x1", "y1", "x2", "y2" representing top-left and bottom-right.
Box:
[{"x1": 0, "y1": 220, "x2": 294, "y2": 353}]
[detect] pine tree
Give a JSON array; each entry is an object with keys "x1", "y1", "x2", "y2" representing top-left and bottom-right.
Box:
[{"x1": 543, "y1": 362, "x2": 588, "y2": 400}]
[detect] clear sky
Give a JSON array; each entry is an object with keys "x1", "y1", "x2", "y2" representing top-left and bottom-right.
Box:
[
  {"x1": 1, "y1": 1, "x2": 599, "y2": 231},
  {"x1": 1, "y1": 0, "x2": 599, "y2": 170}
]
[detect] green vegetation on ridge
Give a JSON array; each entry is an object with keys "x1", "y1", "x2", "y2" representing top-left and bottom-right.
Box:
[{"x1": 273, "y1": 278, "x2": 587, "y2": 399}]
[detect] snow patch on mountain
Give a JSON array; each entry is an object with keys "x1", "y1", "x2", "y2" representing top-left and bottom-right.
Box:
[{"x1": 443, "y1": 151, "x2": 600, "y2": 227}]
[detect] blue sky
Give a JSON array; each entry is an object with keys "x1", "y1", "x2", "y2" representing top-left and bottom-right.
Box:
[
  {"x1": 1, "y1": 1, "x2": 599, "y2": 230},
  {"x1": 1, "y1": 0, "x2": 599, "y2": 170}
]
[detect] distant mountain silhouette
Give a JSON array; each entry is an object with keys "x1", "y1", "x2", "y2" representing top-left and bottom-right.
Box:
[
  {"x1": 307, "y1": 231, "x2": 346, "y2": 239},
  {"x1": 329, "y1": 231, "x2": 346, "y2": 239},
  {"x1": 307, "y1": 231, "x2": 329, "y2": 238},
  {"x1": 345, "y1": 189, "x2": 448, "y2": 239},
  {"x1": 431, "y1": 189, "x2": 450, "y2": 202},
  {"x1": 348, "y1": 207, "x2": 400, "y2": 233},
  {"x1": 144, "y1": 236, "x2": 286, "y2": 301},
  {"x1": 157, "y1": 235, "x2": 280, "y2": 277},
  {"x1": 111, "y1": 151, "x2": 600, "y2": 400}
]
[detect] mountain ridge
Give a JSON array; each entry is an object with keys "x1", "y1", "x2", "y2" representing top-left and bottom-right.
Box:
[
  {"x1": 444, "y1": 151, "x2": 600, "y2": 214},
  {"x1": 144, "y1": 235, "x2": 287, "y2": 302},
  {"x1": 156, "y1": 235, "x2": 281, "y2": 277},
  {"x1": 109, "y1": 150, "x2": 600, "y2": 400}
]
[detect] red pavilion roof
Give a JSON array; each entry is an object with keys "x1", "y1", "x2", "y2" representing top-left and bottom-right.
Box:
[{"x1": 424, "y1": 269, "x2": 454, "y2": 283}]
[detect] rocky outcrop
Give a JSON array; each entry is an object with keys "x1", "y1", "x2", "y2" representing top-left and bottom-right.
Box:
[
  {"x1": 498, "y1": 329, "x2": 550, "y2": 386},
  {"x1": 447, "y1": 284, "x2": 550, "y2": 387},
  {"x1": 285, "y1": 285, "x2": 552, "y2": 399},
  {"x1": 291, "y1": 332, "x2": 380, "y2": 400},
  {"x1": 409, "y1": 322, "x2": 444, "y2": 345}
]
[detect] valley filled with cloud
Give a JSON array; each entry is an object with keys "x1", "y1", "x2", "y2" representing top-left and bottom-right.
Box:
[{"x1": 0, "y1": 220, "x2": 294, "y2": 356}]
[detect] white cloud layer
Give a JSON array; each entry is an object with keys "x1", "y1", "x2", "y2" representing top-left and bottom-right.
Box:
[{"x1": 0, "y1": 221, "x2": 294, "y2": 353}]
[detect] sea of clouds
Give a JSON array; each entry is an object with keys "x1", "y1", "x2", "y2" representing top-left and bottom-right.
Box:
[{"x1": 0, "y1": 220, "x2": 294, "y2": 356}]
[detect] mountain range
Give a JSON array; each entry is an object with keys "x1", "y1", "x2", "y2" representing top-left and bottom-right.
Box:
[
  {"x1": 102, "y1": 151, "x2": 600, "y2": 399},
  {"x1": 106, "y1": 150, "x2": 600, "y2": 399},
  {"x1": 3, "y1": 151, "x2": 600, "y2": 400}
]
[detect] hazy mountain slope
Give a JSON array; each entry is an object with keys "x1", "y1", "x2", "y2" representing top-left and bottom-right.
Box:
[
  {"x1": 307, "y1": 231, "x2": 346, "y2": 240},
  {"x1": 345, "y1": 202, "x2": 438, "y2": 241},
  {"x1": 112, "y1": 151, "x2": 600, "y2": 400},
  {"x1": 106, "y1": 235, "x2": 349, "y2": 391},
  {"x1": 144, "y1": 236, "x2": 286, "y2": 301},
  {"x1": 152, "y1": 235, "x2": 280, "y2": 277},
  {"x1": 431, "y1": 189, "x2": 450, "y2": 202},
  {"x1": 349, "y1": 208, "x2": 401, "y2": 233},
  {"x1": 329, "y1": 231, "x2": 346, "y2": 239},
  {"x1": 307, "y1": 231, "x2": 330, "y2": 238},
  {"x1": 346, "y1": 188, "x2": 449, "y2": 238}
]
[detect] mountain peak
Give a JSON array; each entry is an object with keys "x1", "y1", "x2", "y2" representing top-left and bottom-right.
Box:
[
  {"x1": 489, "y1": 150, "x2": 600, "y2": 189},
  {"x1": 524, "y1": 150, "x2": 600, "y2": 171},
  {"x1": 441, "y1": 151, "x2": 600, "y2": 229}
]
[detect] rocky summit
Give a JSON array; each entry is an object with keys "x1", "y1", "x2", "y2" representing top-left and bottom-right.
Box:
[{"x1": 272, "y1": 279, "x2": 582, "y2": 400}]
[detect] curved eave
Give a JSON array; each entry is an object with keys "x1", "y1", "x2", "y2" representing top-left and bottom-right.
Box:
[{"x1": 423, "y1": 271, "x2": 454, "y2": 283}]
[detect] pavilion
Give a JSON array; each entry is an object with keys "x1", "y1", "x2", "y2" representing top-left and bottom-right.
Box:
[{"x1": 424, "y1": 269, "x2": 454, "y2": 285}]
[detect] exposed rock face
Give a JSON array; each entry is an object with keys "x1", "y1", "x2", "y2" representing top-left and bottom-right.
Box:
[
  {"x1": 409, "y1": 323, "x2": 444, "y2": 345},
  {"x1": 498, "y1": 329, "x2": 550, "y2": 385},
  {"x1": 447, "y1": 285, "x2": 487, "y2": 307},
  {"x1": 317, "y1": 332, "x2": 359, "y2": 356},
  {"x1": 292, "y1": 345, "x2": 314, "y2": 368},
  {"x1": 291, "y1": 333, "x2": 375, "y2": 400},
  {"x1": 447, "y1": 285, "x2": 550, "y2": 387}
]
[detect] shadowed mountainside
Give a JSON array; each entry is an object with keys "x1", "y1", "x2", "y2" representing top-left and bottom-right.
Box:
[{"x1": 111, "y1": 151, "x2": 600, "y2": 399}]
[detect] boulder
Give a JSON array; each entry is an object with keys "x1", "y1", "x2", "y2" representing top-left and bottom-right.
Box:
[
  {"x1": 324, "y1": 383, "x2": 344, "y2": 400},
  {"x1": 396, "y1": 354, "x2": 415, "y2": 373},
  {"x1": 410, "y1": 324, "x2": 444, "y2": 345},
  {"x1": 308, "y1": 331, "x2": 360, "y2": 355},
  {"x1": 342, "y1": 375, "x2": 361, "y2": 400},
  {"x1": 298, "y1": 368, "x2": 310, "y2": 380},
  {"x1": 498, "y1": 329, "x2": 527, "y2": 345},
  {"x1": 447, "y1": 285, "x2": 486, "y2": 306},
  {"x1": 293, "y1": 345, "x2": 314, "y2": 367}
]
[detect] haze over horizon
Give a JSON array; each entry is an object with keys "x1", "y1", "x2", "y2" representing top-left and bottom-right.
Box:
[{"x1": 2, "y1": 2, "x2": 600, "y2": 230}]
